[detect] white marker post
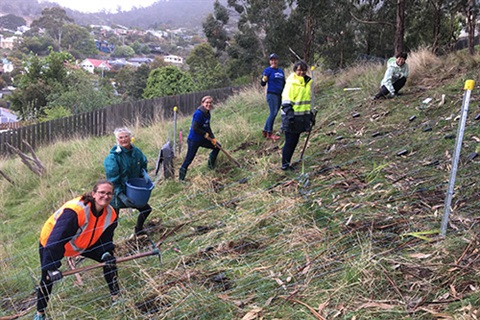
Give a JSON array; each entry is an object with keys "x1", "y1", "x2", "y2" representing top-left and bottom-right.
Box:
[
  {"x1": 173, "y1": 106, "x2": 177, "y2": 155},
  {"x1": 440, "y1": 79, "x2": 475, "y2": 236}
]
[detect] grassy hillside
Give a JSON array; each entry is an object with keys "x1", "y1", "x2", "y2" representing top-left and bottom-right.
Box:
[{"x1": 1, "y1": 49, "x2": 480, "y2": 319}]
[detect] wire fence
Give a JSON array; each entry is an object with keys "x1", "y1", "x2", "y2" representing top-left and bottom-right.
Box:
[{"x1": 1, "y1": 88, "x2": 479, "y2": 319}]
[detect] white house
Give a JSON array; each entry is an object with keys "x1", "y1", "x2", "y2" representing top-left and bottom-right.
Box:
[
  {"x1": 1, "y1": 57, "x2": 14, "y2": 73},
  {"x1": 0, "y1": 107, "x2": 18, "y2": 124},
  {"x1": 79, "y1": 58, "x2": 112, "y2": 74},
  {"x1": 164, "y1": 55, "x2": 183, "y2": 64},
  {"x1": 0, "y1": 36, "x2": 18, "y2": 49}
]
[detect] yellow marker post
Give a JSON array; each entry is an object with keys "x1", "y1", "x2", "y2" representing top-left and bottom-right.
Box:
[{"x1": 441, "y1": 79, "x2": 475, "y2": 236}]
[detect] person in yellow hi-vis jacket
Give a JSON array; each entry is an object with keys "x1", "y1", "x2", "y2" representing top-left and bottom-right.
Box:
[{"x1": 280, "y1": 60, "x2": 315, "y2": 171}]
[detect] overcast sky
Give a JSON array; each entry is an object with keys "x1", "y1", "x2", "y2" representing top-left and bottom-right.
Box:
[{"x1": 39, "y1": 0, "x2": 161, "y2": 13}]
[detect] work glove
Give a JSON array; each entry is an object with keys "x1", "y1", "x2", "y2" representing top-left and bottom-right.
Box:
[
  {"x1": 101, "y1": 252, "x2": 116, "y2": 268},
  {"x1": 142, "y1": 169, "x2": 151, "y2": 184},
  {"x1": 261, "y1": 75, "x2": 268, "y2": 86},
  {"x1": 119, "y1": 193, "x2": 135, "y2": 207},
  {"x1": 47, "y1": 269, "x2": 63, "y2": 282},
  {"x1": 211, "y1": 138, "x2": 217, "y2": 147}
]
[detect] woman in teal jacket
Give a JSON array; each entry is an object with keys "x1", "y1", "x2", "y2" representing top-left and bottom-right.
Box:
[{"x1": 104, "y1": 127, "x2": 152, "y2": 236}]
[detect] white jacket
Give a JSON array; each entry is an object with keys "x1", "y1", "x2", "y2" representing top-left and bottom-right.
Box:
[{"x1": 380, "y1": 57, "x2": 409, "y2": 94}]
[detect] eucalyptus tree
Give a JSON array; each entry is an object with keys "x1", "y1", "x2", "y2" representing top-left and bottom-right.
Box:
[
  {"x1": 30, "y1": 7, "x2": 74, "y2": 50},
  {"x1": 186, "y1": 43, "x2": 230, "y2": 90},
  {"x1": 406, "y1": 0, "x2": 462, "y2": 53},
  {"x1": 457, "y1": 0, "x2": 479, "y2": 54},
  {"x1": 203, "y1": 0, "x2": 230, "y2": 53},
  {"x1": 225, "y1": 0, "x2": 288, "y2": 80},
  {"x1": 143, "y1": 66, "x2": 196, "y2": 99}
]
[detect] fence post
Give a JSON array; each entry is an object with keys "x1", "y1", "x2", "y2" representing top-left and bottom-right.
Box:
[{"x1": 440, "y1": 79, "x2": 475, "y2": 236}]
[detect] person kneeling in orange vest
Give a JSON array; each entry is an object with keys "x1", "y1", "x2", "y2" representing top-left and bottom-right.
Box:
[{"x1": 34, "y1": 179, "x2": 119, "y2": 320}]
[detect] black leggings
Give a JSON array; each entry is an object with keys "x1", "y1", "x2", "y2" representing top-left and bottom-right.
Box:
[
  {"x1": 377, "y1": 76, "x2": 407, "y2": 97},
  {"x1": 36, "y1": 246, "x2": 119, "y2": 313},
  {"x1": 282, "y1": 131, "x2": 301, "y2": 167}
]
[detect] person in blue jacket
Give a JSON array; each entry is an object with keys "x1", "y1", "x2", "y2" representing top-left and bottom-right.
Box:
[
  {"x1": 260, "y1": 53, "x2": 285, "y2": 141},
  {"x1": 179, "y1": 96, "x2": 220, "y2": 181},
  {"x1": 104, "y1": 127, "x2": 152, "y2": 236}
]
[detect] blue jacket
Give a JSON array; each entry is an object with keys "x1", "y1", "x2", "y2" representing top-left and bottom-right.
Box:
[
  {"x1": 261, "y1": 67, "x2": 285, "y2": 95},
  {"x1": 104, "y1": 145, "x2": 148, "y2": 197},
  {"x1": 187, "y1": 106, "x2": 214, "y2": 142}
]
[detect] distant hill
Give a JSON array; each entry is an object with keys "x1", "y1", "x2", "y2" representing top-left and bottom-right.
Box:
[{"x1": 0, "y1": 0, "x2": 227, "y2": 29}]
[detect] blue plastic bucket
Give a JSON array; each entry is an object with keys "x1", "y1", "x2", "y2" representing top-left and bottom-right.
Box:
[{"x1": 125, "y1": 178, "x2": 154, "y2": 207}]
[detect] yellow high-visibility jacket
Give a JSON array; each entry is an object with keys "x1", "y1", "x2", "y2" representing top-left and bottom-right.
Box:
[{"x1": 281, "y1": 72, "x2": 314, "y2": 133}]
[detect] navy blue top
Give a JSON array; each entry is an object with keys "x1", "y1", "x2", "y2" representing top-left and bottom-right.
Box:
[
  {"x1": 187, "y1": 106, "x2": 214, "y2": 142},
  {"x1": 261, "y1": 67, "x2": 285, "y2": 95}
]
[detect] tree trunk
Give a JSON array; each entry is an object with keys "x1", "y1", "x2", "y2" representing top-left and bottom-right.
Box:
[
  {"x1": 467, "y1": 0, "x2": 477, "y2": 55},
  {"x1": 303, "y1": 14, "x2": 313, "y2": 64},
  {"x1": 394, "y1": 0, "x2": 406, "y2": 55}
]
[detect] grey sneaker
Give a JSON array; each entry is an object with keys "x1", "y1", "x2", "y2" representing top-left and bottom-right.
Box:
[
  {"x1": 111, "y1": 294, "x2": 126, "y2": 306},
  {"x1": 34, "y1": 313, "x2": 46, "y2": 320}
]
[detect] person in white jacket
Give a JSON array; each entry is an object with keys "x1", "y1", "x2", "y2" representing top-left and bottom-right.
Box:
[{"x1": 373, "y1": 52, "x2": 409, "y2": 100}]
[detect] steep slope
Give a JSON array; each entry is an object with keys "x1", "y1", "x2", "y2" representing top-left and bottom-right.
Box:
[{"x1": 0, "y1": 49, "x2": 480, "y2": 319}]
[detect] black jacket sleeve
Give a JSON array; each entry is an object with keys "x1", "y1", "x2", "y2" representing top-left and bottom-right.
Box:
[
  {"x1": 192, "y1": 120, "x2": 215, "y2": 139},
  {"x1": 41, "y1": 209, "x2": 79, "y2": 271}
]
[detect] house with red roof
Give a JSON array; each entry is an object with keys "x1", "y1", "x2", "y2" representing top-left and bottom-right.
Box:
[{"x1": 79, "y1": 58, "x2": 112, "y2": 74}]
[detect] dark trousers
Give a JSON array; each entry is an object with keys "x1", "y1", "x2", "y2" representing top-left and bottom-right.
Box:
[
  {"x1": 111, "y1": 199, "x2": 152, "y2": 232},
  {"x1": 282, "y1": 131, "x2": 301, "y2": 167},
  {"x1": 180, "y1": 139, "x2": 220, "y2": 171},
  {"x1": 376, "y1": 76, "x2": 407, "y2": 98},
  {"x1": 37, "y1": 245, "x2": 119, "y2": 313}
]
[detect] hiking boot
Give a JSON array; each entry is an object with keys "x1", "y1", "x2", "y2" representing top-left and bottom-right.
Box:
[
  {"x1": 208, "y1": 152, "x2": 217, "y2": 169},
  {"x1": 134, "y1": 227, "x2": 148, "y2": 236},
  {"x1": 281, "y1": 164, "x2": 296, "y2": 171},
  {"x1": 267, "y1": 132, "x2": 280, "y2": 141},
  {"x1": 179, "y1": 167, "x2": 187, "y2": 181}
]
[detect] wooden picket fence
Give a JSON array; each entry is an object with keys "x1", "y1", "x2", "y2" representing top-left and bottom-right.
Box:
[{"x1": 0, "y1": 87, "x2": 241, "y2": 157}]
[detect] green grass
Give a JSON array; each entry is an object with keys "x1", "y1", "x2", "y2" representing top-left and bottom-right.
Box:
[{"x1": 1, "y1": 48, "x2": 480, "y2": 319}]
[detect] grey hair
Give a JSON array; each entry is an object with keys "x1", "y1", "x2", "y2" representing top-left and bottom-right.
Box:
[{"x1": 114, "y1": 127, "x2": 132, "y2": 139}]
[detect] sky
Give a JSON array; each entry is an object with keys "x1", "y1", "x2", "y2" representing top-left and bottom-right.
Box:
[{"x1": 39, "y1": 0, "x2": 162, "y2": 13}]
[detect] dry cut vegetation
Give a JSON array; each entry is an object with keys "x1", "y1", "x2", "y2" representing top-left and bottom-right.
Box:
[{"x1": 1, "y1": 48, "x2": 480, "y2": 319}]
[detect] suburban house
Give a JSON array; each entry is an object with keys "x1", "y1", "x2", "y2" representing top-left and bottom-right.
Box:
[
  {"x1": 0, "y1": 107, "x2": 18, "y2": 131},
  {"x1": 1, "y1": 57, "x2": 13, "y2": 73},
  {"x1": 164, "y1": 55, "x2": 184, "y2": 64},
  {"x1": 0, "y1": 35, "x2": 18, "y2": 49},
  {"x1": 79, "y1": 58, "x2": 112, "y2": 74}
]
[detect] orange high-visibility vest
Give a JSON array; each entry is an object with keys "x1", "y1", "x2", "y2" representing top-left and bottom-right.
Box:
[{"x1": 40, "y1": 197, "x2": 117, "y2": 257}]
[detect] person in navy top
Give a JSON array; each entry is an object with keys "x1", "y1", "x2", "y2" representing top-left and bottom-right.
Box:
[
  {"x1": 179, "y1": 96, "x2": 220, "y2": 181},
  {"x1": 260, "y1": 53, "x2": 285, "y2": 141}
]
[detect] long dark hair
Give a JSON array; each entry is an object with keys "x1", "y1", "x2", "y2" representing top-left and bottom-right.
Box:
[{"x1": 80, "y1": 179, "x2": 113, "y2": 205}]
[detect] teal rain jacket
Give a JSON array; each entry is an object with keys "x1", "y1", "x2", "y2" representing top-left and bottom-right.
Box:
[{"x1": 104, "y1": 145, "x2": 148, "y2": 200}]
